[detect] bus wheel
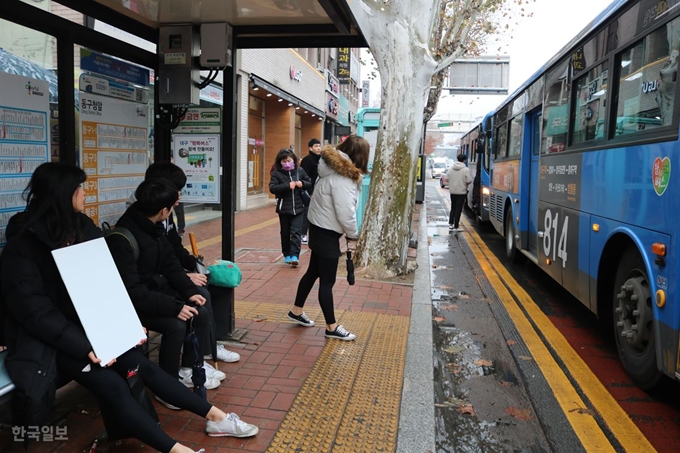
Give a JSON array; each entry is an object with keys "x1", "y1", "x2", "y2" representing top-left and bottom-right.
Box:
[
  {"x1": 613, "y1": 248, "x2": 662, "y2": 390},
  {"x1": 505, "y1": 209, "x2": 518, "y2": 261}
]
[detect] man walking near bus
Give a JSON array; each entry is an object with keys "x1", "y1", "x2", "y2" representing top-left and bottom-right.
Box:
[{"x1": 447, "y1": 153, "x2": 473, "y2": 232}]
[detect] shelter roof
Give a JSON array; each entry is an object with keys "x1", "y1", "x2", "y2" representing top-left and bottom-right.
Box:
[{"x1": 60, "y1": 0, "x2": 367, "y2": 49}]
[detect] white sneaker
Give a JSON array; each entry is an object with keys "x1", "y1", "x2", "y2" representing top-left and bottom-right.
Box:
[
  {"x1": 179, "y1": 372, "x2": 221, "y2": 390},
  {"x1": 203, "y1": 361, "x2": 226, "y2": 381},
  {"x1": 206, "y1": 413, "x2": 259, "y2": 438},
  {"x1": 181, "y1": 363, "x2": 226, "y2": 381},
  {"x1": 214, "y1": 344, "x2": 240, "y2": 363},
  {"x1": 154, "y1": 395, "x2": 181, "y2": 410},
  {"x1": 301, "y1": 235, "x2": 308, "y2": 244}
]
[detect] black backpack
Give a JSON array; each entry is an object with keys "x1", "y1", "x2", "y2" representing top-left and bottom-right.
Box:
[{"x1": 101, "y1": 222, "x2": 139, "y2": 261}]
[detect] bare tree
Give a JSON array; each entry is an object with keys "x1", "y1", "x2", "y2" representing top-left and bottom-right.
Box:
[{"x1": 349, "y1": 0, "x2": 527, "y2": 278}]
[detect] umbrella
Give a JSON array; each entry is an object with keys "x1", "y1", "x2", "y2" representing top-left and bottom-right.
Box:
[
  {"x1": 346, "y1": 248, "x2": 355, "y2": 286},
  {"x1": 186, "y1": 318, "x2": 207, "y2": 399}
]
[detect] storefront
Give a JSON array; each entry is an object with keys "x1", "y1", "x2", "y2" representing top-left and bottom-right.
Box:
[{"x1": 238, "y1": 49, "x2": 325, "y2": 207}]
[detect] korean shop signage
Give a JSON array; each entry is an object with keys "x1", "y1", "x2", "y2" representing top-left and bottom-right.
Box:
[
  {"x1": 325, "y1": 69, "x2": 339, "y2": 97},
  {"x1": 337, "y1": 48, "x2": 350, "y2": 84}
]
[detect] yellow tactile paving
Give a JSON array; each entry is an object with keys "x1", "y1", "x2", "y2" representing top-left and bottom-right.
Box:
[
  {"x1": 235, "y1": 300, "x2": 344, "y2": 325},
  {"x1": 265, "y1": 311, "x2": 409, "y2": 453}
]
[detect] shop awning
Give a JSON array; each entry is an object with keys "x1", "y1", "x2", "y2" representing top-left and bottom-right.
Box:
[{"x1": 250, "y1": 74, "x2": 325, "y2": 118}]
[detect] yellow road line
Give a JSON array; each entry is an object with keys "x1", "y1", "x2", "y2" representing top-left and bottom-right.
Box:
[
  {"x1": 186, "y1": 217, "x2": 279, "y2": 252},
  {"x1": 463, "y1": 221, "x2": 655, "y2": 452}
]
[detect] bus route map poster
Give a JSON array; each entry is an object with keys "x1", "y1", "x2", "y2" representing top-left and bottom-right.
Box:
[
  {"x1": 0, "y1": 72, "x2": 50, "y2": 248},
  {"x1": 79, "y1": 91, "x2": 147, "y2": 227}
]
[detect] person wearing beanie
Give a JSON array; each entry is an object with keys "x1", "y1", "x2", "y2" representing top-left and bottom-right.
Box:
[{"x1": 299, "y1": 138, "x2": 322, "y2": 244}]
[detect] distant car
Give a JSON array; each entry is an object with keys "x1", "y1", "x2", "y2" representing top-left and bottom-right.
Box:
[
  {"x1": 431, "y1": 161, "x2": 447, "y2": 178},
  {"x1": 440, "y1": 170, "x2": 449, "y2": 188}
]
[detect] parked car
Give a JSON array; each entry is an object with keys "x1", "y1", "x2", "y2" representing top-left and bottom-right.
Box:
[{"x1": 440, "y1": 170, "x2": 449, "y2": 188}]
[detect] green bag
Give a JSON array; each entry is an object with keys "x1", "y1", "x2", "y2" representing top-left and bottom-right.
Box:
[{"x1": 207, "y1": 260, "x2": 242, "y2": 288}]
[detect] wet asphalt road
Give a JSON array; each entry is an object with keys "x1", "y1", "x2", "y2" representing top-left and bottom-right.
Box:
[{"x1": 427, "y1": 177, "x2": 680, "y2": 452}]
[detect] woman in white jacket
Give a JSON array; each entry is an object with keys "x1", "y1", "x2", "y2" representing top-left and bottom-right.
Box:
[{"x1": 287, "y1": 135, "x2": 370, "y2": 340}]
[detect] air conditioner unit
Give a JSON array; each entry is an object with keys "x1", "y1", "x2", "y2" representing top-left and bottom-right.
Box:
[{"x1": 316, "y1": 64, "x2": 324, "y2": 73}]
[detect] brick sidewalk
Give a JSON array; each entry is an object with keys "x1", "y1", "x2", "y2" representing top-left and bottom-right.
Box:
[{"x1": 1, "y1": 205, "x2": 417, "y2": 453}]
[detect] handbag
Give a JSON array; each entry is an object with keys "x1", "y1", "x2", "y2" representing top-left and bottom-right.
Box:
[
  {"x1": 207, "y1": 260, "x2": 242, "y2": 288},
  {"x1": 296, "y1": 167, "x2": 312, "y2": 207}
]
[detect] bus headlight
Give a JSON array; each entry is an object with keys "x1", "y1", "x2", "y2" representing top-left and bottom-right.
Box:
[{"x1": 482, "y1": 186, "x2": 490, "y2": 207}]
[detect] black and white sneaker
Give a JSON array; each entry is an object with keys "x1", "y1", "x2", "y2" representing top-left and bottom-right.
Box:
[
  {"x1": 325, "y1": 325, "x2": 356, "y2": 341},
  {"x1": 287, "y1": 311, "x2": 315, "y2": 327}
]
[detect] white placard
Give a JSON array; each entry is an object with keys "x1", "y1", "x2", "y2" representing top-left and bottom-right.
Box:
[{"x1": 52, "y1": 238, "x2": 145, "y2": 365}]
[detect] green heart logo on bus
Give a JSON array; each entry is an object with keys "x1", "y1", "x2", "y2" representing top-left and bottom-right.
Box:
[{"x1": 653, "y1": 156, "x2": 671, "y2": 196}]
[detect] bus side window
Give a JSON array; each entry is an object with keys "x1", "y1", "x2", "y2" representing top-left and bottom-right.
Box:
[
  {"x1": 542, "y1": 59, "x2": 570, "y2": 153},
  {"x1": 572, "y1": 61, "x2": 608, "y2": 145},
  {"x1": 613, "y1": 17, "x2": 679, "y2": 136}
]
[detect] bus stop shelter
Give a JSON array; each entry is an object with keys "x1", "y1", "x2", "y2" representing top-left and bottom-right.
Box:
[{"x1": 0, "y1": 0, "x2": 368, "y2": 336}]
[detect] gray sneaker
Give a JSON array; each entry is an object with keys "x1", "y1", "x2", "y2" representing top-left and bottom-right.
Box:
[{"x1": 206, "y1": 413, "x2": 259, "y2": 437}]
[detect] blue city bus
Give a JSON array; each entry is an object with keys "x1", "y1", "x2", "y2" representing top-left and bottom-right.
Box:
[
  {"x1": 459, "y1": 111, "x2": 493, "y2": 221},
  {"x1": 484, "y1": 0, "x2": 680, "y2": 389}
]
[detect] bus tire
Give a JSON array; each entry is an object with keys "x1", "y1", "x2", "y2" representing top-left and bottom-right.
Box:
[
  {"x1": 612, "y1": 247, "x2": 662, "y2": 390},
  {"x1": 505, "y1": 209, "x2": 519, "y2": 262}
]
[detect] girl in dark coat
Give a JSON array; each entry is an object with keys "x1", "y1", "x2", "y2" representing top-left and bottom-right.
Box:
[
  {"x1": 269, "y1": 148, "x2": 312, "y2": 266},
  {"x1": 0, "y1": 163, "x2": 257, "y2": 453}
]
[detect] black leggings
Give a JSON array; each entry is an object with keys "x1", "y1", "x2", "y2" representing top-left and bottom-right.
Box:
[
  {"x1": 57, "y1": 347, "x2": 212, "y2": 453},
  {"x1": 294, "y1": 251, "x2": 339, "y2": 325}
]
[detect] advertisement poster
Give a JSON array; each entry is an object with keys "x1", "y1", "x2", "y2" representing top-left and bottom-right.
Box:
[
  {"x1": 79, "y1": 91, "x2": 148, "y2": 227},
  {"x1": 173, "y1": 134, "x2": 220, "y2": 203},
  {"x1": 0, "y1": 72, "x2": 50, "y2": 247}
]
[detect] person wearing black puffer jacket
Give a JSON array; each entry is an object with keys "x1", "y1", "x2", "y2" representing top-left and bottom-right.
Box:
[
  {"x1": 0, "y1": 163, "x2": 258, "y2": 453},
  {"x1": 107, "y1": 178, "x2": 219, "y2": 391},
  {"x1": 269, "y1": 148, "x2": 312, "y2": 267}
]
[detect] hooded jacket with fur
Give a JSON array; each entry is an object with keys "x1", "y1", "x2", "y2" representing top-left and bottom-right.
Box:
[{"x1": 307, "y1": 145, "x2": 363, "y2": 239}]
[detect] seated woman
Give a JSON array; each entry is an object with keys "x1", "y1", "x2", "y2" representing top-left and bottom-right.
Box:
[{"x1": 0, "y1": 162, "x2": 258, "y2": 453}]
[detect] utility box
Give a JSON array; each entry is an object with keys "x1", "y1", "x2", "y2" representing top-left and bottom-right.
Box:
[
  {"x1": 200, "y1": 23, "x2": 233, "y2": 68},
  {"x1": 158, "y1": 25, "x2": 200, "y2": 105}
]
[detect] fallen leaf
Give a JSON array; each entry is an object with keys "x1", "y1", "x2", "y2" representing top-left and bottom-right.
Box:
[
  {"x1": 433, "y1": 316, "x2": 446, "y2": 322},
  {"x1": 473, "y1": 359, "x2": 493, "y2": 367},
  {"x1": 458, "y1": 404, "x2": 476, "y2": 416},
  {"x1": 254, "y1": 318, "x2": 266, "y2": 322},
  {"x1": 445, "y1": 363, "x2": 462, "y2": 374},
  {"x1": 438, "y1": 285, "x2": 454, "y2": 290},
  {"x1": 434, "y1": 403, "x2": 450, "y2": 408},
  {"x1": 505, "y1": 406, "x2": 533, "y2": 420},
  {"x1": 517, "y1": 355, "x2": 533, "y2": 361},
  {"x1": 443, "y1": 345, "x2": 464, "y2": 354},
  {"x1": 432, "y1": 265, "x2": 438, "y2": 269},
  {"x1": 442, "y1": 304, "x2": 459, "y2": 311},
  {"x1": 499, "y1": 380, "x2": 514, "y2": 387},
  {"x1": 506, "y1": 340, "x2": 517, "y2": 346},
  {"x1": 458, "y1": 293, "x2": 470, "y2": 299}
]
